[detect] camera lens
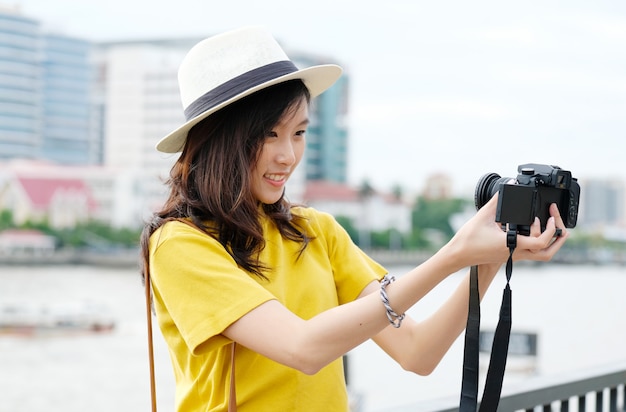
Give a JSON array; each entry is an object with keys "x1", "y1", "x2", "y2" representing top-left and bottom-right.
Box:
[{"x1": 474, "y1": 173, "x2": 509, "y2": 210}]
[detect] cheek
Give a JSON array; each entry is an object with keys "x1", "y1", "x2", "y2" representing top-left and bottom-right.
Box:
[
  {"x1": 253, "y1": 148, "x2": 269, "y2": 171},
  {"x1": 294, "y1": 141, "x2": 306, "y2": 165}
]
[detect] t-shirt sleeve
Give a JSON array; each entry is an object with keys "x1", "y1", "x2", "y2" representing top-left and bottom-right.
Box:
[
  {"x1": 309, "y1": 209, "x2": 388, "y2": 304},
  {"x1": 149, "y1": 222, "x2": 276, "y2": 355}
]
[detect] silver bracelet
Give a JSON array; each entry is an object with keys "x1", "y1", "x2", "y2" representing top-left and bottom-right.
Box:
[{"x1": 380, "y1": 274, "x2": 405, "y2": 328}]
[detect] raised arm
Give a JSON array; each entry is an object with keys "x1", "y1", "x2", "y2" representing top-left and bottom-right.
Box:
[{"x1": 223, "y1": 195, "x2": 568, "y2": 375}]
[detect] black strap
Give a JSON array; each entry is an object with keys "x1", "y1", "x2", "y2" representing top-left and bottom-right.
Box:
[
  {"x1": 459, "y1": 229, "x2": 516, "y2": 412},
  {"x1": 479, "y1": 253, "x2": 512, "y2": 411},
  {"x1": 459, "y1": 265, "x2": 481, "y2": 410}
]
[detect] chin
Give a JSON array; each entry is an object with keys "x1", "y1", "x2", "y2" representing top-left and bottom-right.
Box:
[
  {"x1": 261, "y1": 197, "x2": 282, "y2": 205},
  {"x1": 258, "y1": 191, "x2": 285, "y2": 205}
]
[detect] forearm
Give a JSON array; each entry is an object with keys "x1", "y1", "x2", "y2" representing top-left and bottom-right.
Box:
[
  {"x1": 226, "y1": 247, "x2": 466, "y2": 374},
  {"x1": 401, "y1": 262, "x2": 501, "y2": 374},
  {"x1": 301, "y1": 259, "x2": 499, "y2": 375},
  {"x1": 293, "y1": 247, "x2": 473, "y2": 373}
]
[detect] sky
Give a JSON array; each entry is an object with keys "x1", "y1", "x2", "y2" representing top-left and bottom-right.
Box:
[{"x1": 7, "y1": 0, "x2": 626, "y2": 196}]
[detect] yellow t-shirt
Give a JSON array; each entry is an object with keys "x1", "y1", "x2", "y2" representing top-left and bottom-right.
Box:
[{"x1": 149, "y1": 206, "x2": 387, "y2": 412}]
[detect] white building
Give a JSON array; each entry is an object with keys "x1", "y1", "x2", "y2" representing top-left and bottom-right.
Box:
[
  {"x1": 95, "y1": 39, "x2": 195, "y2": 226},
  {"x1": 0, "y1": 229, "x2": 56, "y2": 257},
  {"x1": 0, "y1": 159, "x2": 140, "y2": 229},
  {"x1": 302, "y1": 180, "x2": 412, "y2": 234}
]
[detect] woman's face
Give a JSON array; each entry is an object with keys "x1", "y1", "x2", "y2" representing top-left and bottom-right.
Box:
[{"x1": 250, "y1": 98, "x2": 308, "y2": 204}]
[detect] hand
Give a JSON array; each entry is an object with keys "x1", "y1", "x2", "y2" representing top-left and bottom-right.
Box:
[
  {"x1": 512, "y1": 202, "x2": 568, "y2": 262},
  {"x1": 446, "y1": 194, "x2": 568, "y2": 268}
]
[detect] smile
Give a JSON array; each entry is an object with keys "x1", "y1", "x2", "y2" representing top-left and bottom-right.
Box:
[{"x1": 265, "y1": 174, "x2": 287, "y2": 183}]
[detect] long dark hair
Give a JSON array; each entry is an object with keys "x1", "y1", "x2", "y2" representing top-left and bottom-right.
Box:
[{"x1": 140, "y1": 80, "x2": 312, "y2": 280}]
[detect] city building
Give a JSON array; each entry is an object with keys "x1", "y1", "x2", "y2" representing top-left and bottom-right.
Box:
[
  {"x1": 0, "y1": 6, "x2": 100, "y2": 165},
  {"x1": 422, "y1": 173, "x2": 453, "y2": 200},
  {"x1": 0, "y1": 228, "x2": 56, "y2": 257},
  {"x1": 302, "y1": 180, "x2": 412, "y2": 234},
  {"x1": 0, "y1": 160, "x2": 96, "y2": 229},
  {"x1": 292, "y1": 53, "x2": 349, "y2": 184},
  {"x1": 94, "y1": 38, "x2": 193, "y2": 225},
  {"x1": 0, "y1": 6, "x2": 40, "y2": 160},
  {"x1": 0, "y1": 159, "x2": 136, "y2": 229},
  {"x1": 41, "y1": 33, "x2": 100, "y2": 164},
  {"x1": 579, "y1": 178, "x2": 625, "y2": 230}
]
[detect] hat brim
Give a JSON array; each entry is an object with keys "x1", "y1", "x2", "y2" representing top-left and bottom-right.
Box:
[{"x1": 155, "y1": 64, "x2": 343, "y2": 153}]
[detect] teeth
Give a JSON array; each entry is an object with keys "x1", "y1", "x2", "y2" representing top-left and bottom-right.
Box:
[{"x1": 265, "y1": 174, "x2": 284, "y2": 182}]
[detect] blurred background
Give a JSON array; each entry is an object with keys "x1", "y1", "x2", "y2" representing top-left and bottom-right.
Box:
[{"x1": 0, "y1": 1, "x2": 624, "y2": 411}]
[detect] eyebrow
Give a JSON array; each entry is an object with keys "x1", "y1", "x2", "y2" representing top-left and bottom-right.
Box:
[{"x1": 279, "y1": 116, "x2": 309, "y2": 128}]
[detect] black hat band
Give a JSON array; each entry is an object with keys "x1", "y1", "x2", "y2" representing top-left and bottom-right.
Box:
[{"x1": 184, "y1": 60, "x2": 299, "y2": 121}]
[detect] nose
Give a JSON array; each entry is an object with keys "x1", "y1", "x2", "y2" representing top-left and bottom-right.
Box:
[{"x1": 276, "y1": 139, "x2": 296, "y2": 166}]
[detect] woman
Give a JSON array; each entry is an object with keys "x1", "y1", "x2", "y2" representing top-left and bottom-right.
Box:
[{"x1": 140, "y1": 27, "x2": 567, "y2": 412}]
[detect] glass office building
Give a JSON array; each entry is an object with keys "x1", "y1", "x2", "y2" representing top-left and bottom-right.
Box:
[
  {"x1": 40, "y1": 34, "x2": 97, "y2": 164},
  {"x1": 0, "y1": 10, "x2": 40, "y2": 160},
  {"x1": 0, "y1": 8, "x2": 99, "y2": 165},
  {"x1": 293, "y1": 53, "x2": 349, "y2": 184}
]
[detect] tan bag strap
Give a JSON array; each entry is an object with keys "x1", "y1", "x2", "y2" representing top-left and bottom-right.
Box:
[
  {"x1": 144, "y1": 269, "x2": 158, "y2": 412},
  {"x1": 145, "y1": 271, "x2": 238, "y2": 411},
  {"x1": 229, "y1": 342, "x2": 237, "y2": 412}
]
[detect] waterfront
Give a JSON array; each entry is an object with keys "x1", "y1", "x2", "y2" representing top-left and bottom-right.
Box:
[{"x1": 0, "y1": 263, "x2": 624, "y2": 412}]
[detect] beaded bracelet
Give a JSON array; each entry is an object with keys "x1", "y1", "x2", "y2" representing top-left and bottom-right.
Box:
[{"x1": 380, "y1": 274, "x2": 405, "y2": 328}]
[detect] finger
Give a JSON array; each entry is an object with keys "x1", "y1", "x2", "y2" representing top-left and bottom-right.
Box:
[
  {"x1": 478, "y1": 191, "x2": 499, "y2": 216},
  {"x1": 516, "y1": 229, "x2": 566, "y2": 261},
  {"x1": 535, "y1": 231, "x2": 568, "y2": 260},
  {"x1": 479, "y1": 193, "x2": 505, "y2": 231},
  {"x1": 538, "y1": 216, "x2": 558, "y2": 244},
  {"x1": 550, "y1": 203, "x2": 568, "y2": 237},
  {"x1": 517, "y1": 216, "x2": 556, "y2": 250},
  {"x1": 528, "y1": 217, "x2": 541, "y2": 238}
]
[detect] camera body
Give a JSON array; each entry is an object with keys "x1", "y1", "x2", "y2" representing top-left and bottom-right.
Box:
[{"x1": 475, "y1": 163, "x2": 580, "y2": 235}]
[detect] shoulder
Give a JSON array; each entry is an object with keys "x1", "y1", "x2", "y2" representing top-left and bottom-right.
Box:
[
  {"x1": 153, "y1": 219, "x2": 206, "y2": 240},
  {"x1": 150, "y1": 219, "x2": 219, "y2": 253},
  {"x1": 290, "y1": 206, "x2": 351, "y2": 246},
  {"x1": 291, "y1": 205, "x2": 335, "y2": 223},
  {"x1": 290, "y1": 206, "x2": 338, "y2": 230}
]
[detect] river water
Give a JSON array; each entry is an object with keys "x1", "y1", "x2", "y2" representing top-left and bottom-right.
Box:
[{"x1": 0, "y1": 263, "x2": 624, "y2": 412}]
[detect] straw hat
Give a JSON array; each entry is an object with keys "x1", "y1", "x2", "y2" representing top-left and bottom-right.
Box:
[{"x1": 156, "y1": 26, "x2": 343, "y2": 153}]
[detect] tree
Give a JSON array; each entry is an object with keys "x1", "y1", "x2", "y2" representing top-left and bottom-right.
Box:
[
  {"x1": 391, "y1": 184, "x2": 403, "y2": 201},
  {"x1": 0, "y1": 210, "x2": 12, "y2": 231},
  {"x1": 335, "y1": 216, "x2": 359, "y2": 245},
  {"x1": 412, "y1": 196, "x2": 469, "y2": 241},
  {"x1": 358, "y1": 180, "x2": 375, "y2": 198}
]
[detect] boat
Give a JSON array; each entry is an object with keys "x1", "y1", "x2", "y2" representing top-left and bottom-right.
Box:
[{"x1": 0, "y1": 301, "x2": 115, "y2": 336}]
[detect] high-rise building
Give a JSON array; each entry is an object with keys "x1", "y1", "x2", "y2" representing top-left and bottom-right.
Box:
[
  {"x1": 0, "y1": 7, "x2": 40, "y2": 160},
  {"x1": 0, "y1": 7, "x2": 100, "y2": 165},
  {"x1": 293, "y1": 53, "x2": 349, "y2": 184},
  {"x1": 41, "y1": 34, "x2": 99, "y2": 164},
  {"x1": 580, "y1": 178, "x2": 625, "y2": 229},
  {"x1": 94, "y1": 38, "x2": 194, "y2": 225}
]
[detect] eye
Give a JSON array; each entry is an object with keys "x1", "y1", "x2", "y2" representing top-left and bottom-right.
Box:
[
  {"x1": 295, "y1": 129, "x2": 306, "y2": 138},
  {"x1": 265, "y1": 130, "x2": 278, "y2": 139}
]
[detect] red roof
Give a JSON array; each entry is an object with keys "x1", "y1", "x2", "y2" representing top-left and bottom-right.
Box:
[
  {"x1": 302, "y1": 181, "x2": 360, "y2": 202},
  {"x1": 17, "y1": 177, "x2": 97, "y2": 210},
  {"x1": 0, "y1": 229, "x2": 49, "y2": 238},
  {"x1": 303, "y1": 180, "x2": 408, "y2": 206}
]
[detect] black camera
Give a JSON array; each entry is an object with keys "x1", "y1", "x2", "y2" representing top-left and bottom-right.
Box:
[{"x1": 474, "y1": 163, "x2": 580, "y2": 235}]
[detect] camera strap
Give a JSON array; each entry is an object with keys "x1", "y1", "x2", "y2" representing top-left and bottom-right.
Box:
[{"x1": 459, "y1": 228, "x2": 516, "y2": 412}]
